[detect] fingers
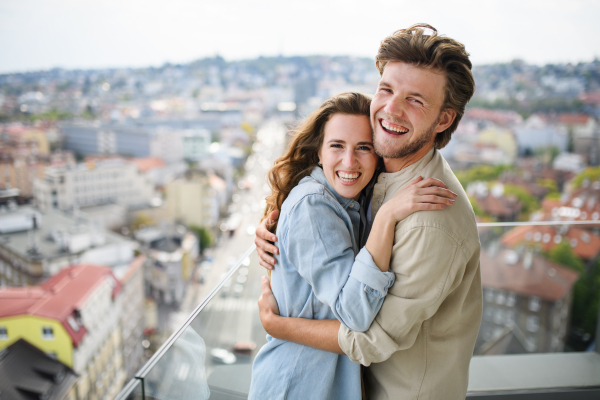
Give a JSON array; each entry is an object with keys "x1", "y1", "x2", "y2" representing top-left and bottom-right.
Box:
[
  {"x1": 256, "y1": 221, "x2": 278, "y2": 242},
  {"x1": 408, "y1": 176, "x2": 424, "y2": 186},
  {"x1": 255, "y1": 237, "x2": 279, "y2": 256},
  {"x1": 416, "y1": 186, "x2": 457, "y2": 199},
  {"x1": 257, "y1": 247, "x2": 277, "y2": 270},
  {"x1": 416, "y1": 177, "x2": 448, "y2": 190}
]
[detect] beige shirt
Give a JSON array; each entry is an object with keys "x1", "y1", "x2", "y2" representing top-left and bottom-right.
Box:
[{"x1": 338, "y1": 148, "x2": 482, "y2": 400}]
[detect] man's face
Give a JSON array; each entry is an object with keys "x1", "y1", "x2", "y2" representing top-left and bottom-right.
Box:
[{"x1": 370, "y1": 61, "x2": 455, "y2": 167}]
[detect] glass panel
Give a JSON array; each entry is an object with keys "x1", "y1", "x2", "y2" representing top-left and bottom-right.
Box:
[
  {"x1": 138, "y1": 248, "x2": 264, "y2": 399},
  {"x1": 114, "y1": 377, "x2": 145, "y2": 400},
  {"x1": 476, "y1": 222, "x2": 600, "y2": 355}
]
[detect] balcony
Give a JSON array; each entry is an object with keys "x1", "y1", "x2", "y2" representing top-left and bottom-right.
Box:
[{"x1": 116, "y1": 221, "x2": 600, "y2": 400}]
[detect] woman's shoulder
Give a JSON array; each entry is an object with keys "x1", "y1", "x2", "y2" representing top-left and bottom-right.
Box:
[{"x1": 281, "y1": 175, "x2": 337, "y2": 213}]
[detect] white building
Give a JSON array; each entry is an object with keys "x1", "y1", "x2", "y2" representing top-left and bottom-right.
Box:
[
  {"x1": 183, "y1": 129, "x2": 211, "y2": 161},
  {"x1": 0, "y1": 205, "x2": 136, "y2": 286},
  {"x1": 33, "y1": 159, "x2": 157, "y2": 211}
]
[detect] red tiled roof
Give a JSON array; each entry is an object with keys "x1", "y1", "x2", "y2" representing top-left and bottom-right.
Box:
[
  {"x1": 476, "y1": 194, "x2": 522, "y2": 218},
  {"x1": 558, "y1": 113, "x2": 590, "y2": 125},
  {"x1": 501, "y1": 225, "x2": 600, "y2": 260},
  {"x1": 0, "y1": 265, "x2": 121, "y2": 347},
  {"x1": 132, "y1": 157, "x2": 166, "y2": 173},
  {"x1": 480, "y1": 248, "x2": 579, "y2": 300}
]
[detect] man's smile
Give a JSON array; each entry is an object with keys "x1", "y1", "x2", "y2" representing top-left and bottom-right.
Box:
[{"x1": 380, "y1": 119, "x2": 409, "y2": 135}]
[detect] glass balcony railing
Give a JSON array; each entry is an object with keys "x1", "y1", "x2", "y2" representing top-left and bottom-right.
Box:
[{"x1": 116, "y1": 221, "x2": 600, "y2": 400}]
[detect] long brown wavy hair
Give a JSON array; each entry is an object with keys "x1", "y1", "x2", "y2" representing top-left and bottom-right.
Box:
[{"x1": 263, "y1": 92, "x2": 372, "y2": 231}]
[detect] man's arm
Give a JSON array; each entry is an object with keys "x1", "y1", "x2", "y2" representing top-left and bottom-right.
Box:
[
  {"x1": 338, "y1": 226, "x2": 471, "y2": 366},
  {"x1": 258, "y1": 276, "x2": 343, "y2": 354}
]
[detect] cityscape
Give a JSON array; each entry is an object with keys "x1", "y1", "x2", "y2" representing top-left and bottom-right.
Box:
[{"x1": 0, "y1": 53, "x2": 600, "y2": 399}]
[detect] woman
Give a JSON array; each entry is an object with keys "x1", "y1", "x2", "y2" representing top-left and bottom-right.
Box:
[{"x1": 249, "y1": 92, "x2": 454, "y2": 399}]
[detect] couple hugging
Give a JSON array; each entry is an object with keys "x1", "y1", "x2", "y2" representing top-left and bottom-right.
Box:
[{"x1": 249, "y1": 24, "x2": 482, "y2": 400}]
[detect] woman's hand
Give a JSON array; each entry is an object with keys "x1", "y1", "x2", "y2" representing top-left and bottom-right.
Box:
[{"x1": 382, "y1": 176, "x2": 457, "y2": 223}]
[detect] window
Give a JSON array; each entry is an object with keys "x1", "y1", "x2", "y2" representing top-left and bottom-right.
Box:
[
  {"x1": 527, "y1": 316, "x2": 539, "y2": 332},
  {"x1": 42, "y1": 326, "x2": 54, "y2": 339},
  {"x1": 526, "y1": 336, "x2": 537, "y2": 352},
  {"x1": 529, "y1": 297, "x2": 541, "y2": 312},
  {"x1": 493, "y1": 309, "x2": 504, "y2": 324},
  {"x1": 505, "y1": 310, "x2": 516, "y2": 324},
  {"x1": 506, "y1": 292, "x2": 516, "y2": 307},
  {"x1": 0, "y1": 326, "x2": 7, "y2": 339},
  {"x1": 496, "y1": 291, "x2": 506, "y2": 305},
  {"x1": 484, "y1": 307, "x2": 493, "y2": 321},
  {"x1": 485, "y1": 289, "x2": 494, "y2": 302}
]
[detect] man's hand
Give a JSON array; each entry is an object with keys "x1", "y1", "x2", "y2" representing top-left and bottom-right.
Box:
[
  {"x1": 255, "y1": 210, "x2": 280, "y2": 270},
  {"x1": 258, "y1": 276, "x2": 280, "y2": 335}
]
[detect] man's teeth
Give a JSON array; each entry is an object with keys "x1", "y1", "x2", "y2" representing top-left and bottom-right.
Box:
[
  {"x1": 337, "y1": 172, "x2": 360, "y2": 182},
  {"x1": 381, "y1": 120, "x2": 408, "y2": 133}
]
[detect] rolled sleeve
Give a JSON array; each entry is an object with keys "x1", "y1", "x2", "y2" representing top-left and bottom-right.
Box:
[
  {"x1": 350, "y1": 247, "x2": 395, "y2": 298},
  {"x1": 338, "y1": 225, "x2": 468, "y2": 365}
]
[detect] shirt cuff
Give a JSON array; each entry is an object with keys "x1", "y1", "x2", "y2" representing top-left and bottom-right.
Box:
[{"x1": 349, "y1": 247, "x2": 395, "y2": 295}]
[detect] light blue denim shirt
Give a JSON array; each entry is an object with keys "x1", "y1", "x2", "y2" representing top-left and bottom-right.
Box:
[{"x1": 249, "y1": 167, "x2": 395, "y2": 400}]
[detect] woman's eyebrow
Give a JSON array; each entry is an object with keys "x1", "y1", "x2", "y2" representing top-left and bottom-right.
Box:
[
  {"x1": 356, "y1": 141, "x2": 373, "y2": 146},
  {"x1": 327, "y1": 139, "x2": 346, "y2": 144}
]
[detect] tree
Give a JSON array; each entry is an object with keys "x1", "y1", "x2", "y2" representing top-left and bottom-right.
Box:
[
  {"x1": 190, "y1": 225, "x2": 213, "y2": 254},
  {"x1": 548, "y1": 241, "x2": 598, "y2": 337}
]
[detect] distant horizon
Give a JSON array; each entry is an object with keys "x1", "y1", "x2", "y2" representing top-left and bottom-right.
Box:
[{"x1": 1, "y1": 53, "x2": 599, "y2": 77}]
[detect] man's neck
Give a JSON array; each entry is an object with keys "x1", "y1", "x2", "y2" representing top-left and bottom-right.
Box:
[{"x1": 383, "y1": 144, "x2": 434, "y2": 173}]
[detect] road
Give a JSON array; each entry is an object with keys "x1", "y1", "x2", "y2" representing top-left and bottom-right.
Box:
[{"x1": 162, "y1": 119, "x2": 288, "y2": 380}]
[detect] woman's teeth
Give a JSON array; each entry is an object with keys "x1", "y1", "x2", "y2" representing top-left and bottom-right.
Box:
[
  {"x1": 337, "y1": 171, "x2": 360, "y2": 182},
  {"x1": 381, "y1": 120, "x2": 408, "y2": 133}
]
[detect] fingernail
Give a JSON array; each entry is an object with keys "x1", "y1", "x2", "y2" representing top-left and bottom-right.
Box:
[
  {"x1": 452, "y1": 192, "x2": 457, "y2": 197},
  {"x1": 272, "y1": 236, "x2": 277, "y2": 241},
  {"x1": 271, "y1": 258, "x2": 276, "y2": 264},
  {"x1": 449, "y1": 199, "x2": 455, "y2": 204},
  {"x1": 262, "y1": 276, "x2": 268, "y2": 282}
]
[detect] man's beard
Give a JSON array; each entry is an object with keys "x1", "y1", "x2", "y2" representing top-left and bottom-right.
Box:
[{"x1": 373, "y1": 115, "x2": 440, "y2": 159}]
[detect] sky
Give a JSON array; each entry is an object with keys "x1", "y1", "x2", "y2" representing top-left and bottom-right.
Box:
[{"x1": 0, "y1": 0, "x2": 599, "y2": 74}]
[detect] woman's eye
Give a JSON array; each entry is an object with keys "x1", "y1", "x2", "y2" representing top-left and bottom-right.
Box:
[
  {"x1": 358, "y1": 146, "x2": 372, "y2": 151},
  {"x1": 331, "y1": 144, "x2": 343, "y2": 148}
]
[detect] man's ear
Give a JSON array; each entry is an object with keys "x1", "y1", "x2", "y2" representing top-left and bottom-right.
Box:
[{"x1": 435, "y1": 108, "x2": 457, "y2": 134}]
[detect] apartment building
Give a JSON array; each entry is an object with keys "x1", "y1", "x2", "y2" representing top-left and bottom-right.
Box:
[
  {"x1": 0, "y1": 206, "x2": 136, "y2": 286},
  {"x1": 33, "y1": 159, "x2": 157, "y2": 211},
  {"x1": 136, "y1": 226, "x2": 198, "y2": 306},
  {"x1": 0, "y1": 264, "x2": 128, "y2": 399},
  {"x1": 165, "y1": 172, "x2": 222, "y2": 230},
  {"x1": 476, "y1": 247, "x2": 579, "y2": 355}
]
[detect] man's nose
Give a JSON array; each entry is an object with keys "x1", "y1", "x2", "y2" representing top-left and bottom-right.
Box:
[{"x1": 383, "y1": 96, "x2": 404, "y2": 117}]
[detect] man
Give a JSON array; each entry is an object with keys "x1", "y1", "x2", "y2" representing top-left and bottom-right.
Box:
[{"x1": 255, "y1": 24, "x2": 482, "y2": 400}]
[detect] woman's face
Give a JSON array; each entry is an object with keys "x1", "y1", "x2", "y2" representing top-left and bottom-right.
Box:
[{"x1": 318, "y1": 113, "x2": 379, "y2": 200}]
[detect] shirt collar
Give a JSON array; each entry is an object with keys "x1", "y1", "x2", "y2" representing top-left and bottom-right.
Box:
[
  {"x1": 378, "y1": 147, "x2": 437, "y2": 187},
  {"x1": 309, "y1": 166, "x2": 358, "y2": 209}
]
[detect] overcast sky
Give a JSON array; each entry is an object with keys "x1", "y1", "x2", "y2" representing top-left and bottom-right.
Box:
[{"x1": 0, "y1": 0, "x2": 598, "y2": 74}]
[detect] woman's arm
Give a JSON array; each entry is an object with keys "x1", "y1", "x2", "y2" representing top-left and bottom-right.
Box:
[{"x1": 365, "y1": 176, "x2": 457, "y2": 272}]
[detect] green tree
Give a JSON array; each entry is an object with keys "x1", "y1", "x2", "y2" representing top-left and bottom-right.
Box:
[
  {"x1": 503, "y1": 184, "x2": 541, "y2": 219},
  {"x1": 548, "y1": 241, "x2": 598, "y2": 337},
  {"x1": 454, "y1": 164, "x2": 512, "y2": 188},
  {"x1": 190, "y1": 225, "x2": 213, "y2": 254},
  {"x1": 571, "y1": 166, "x2": 600, "y2": 188}
]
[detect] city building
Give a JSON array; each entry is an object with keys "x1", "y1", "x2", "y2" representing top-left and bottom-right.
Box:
[
  {"x1": 165, "y1": 172, "x2": 222, "y2": 230},
  {"x1": 59, "y1": 118, "x2": 221, "y2": 161},
  {"x1": 136, "y1": 226, "x2": 199, "y2": 306},
  {"x1": 476, "y1": 247, "x2": 579, "y2": 354},
  {"x1": 0, "y1": 339, "x2": 78, "y2": 400},
  {"x1": 0, "y1": 264, "x2": 128, "y2": 399},
  {"x1": 33, "y1": 159, "x2": 157, "y2": 211},
  {"x1": 183, "y1": 129, "x2": 211, "y2": 161},
  {"x1": 0, "y1": 206, "x2": 136, "y2": 286},
  {"x1": 467, "y1": 182, "x2": 523, "y2": 221}
]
